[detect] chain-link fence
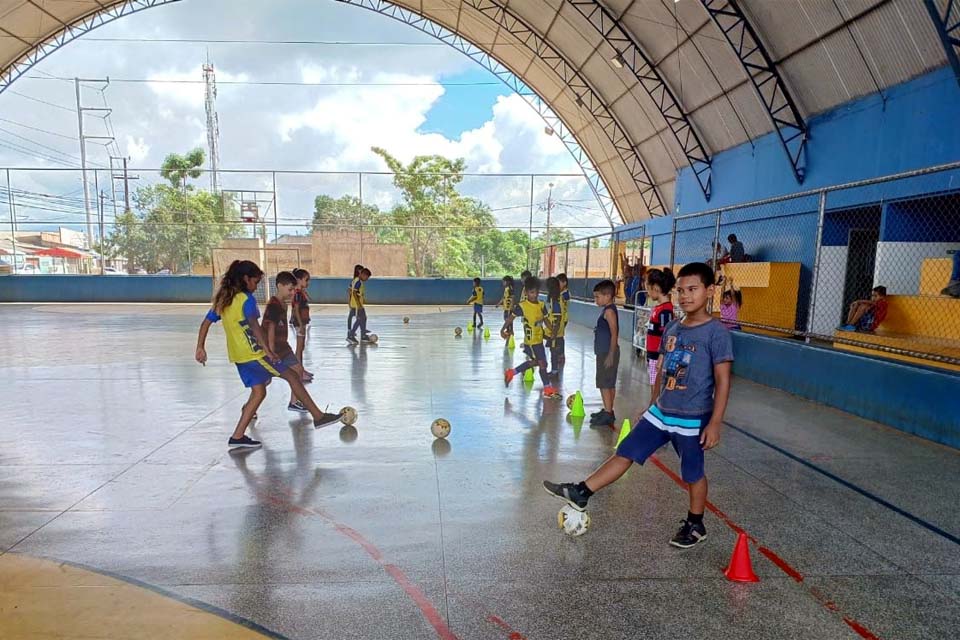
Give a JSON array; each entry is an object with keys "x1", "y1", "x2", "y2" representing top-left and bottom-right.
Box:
[
  {"x1": 541, "y1": 161, "x2": 960, "y2": 371},
  {"x1": 0, "y1": 167, "x2": 613, "y2": 280}
]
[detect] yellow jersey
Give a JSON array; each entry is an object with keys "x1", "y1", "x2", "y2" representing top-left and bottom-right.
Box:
[
  {"x1": 512, "y1": 299, "x2": 549, "y2": 345},
  {"x1": 468, "y1": 285, "x2": 484, "y2": 305},
  {"x1": 350, "y1": 278, "x2": 365, "y2": 308},
  {"x1": 205, "y1": 292, "x2": 263, "y2": 363},
  {"x1": 500, "y1": 285, "x2": 513, "y2": 309},
  {"x1": 544, "y1": 298, "x2": 566, "y2": 339}
]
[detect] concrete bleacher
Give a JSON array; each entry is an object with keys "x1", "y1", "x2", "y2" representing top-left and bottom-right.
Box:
[
  {"x1": 714, "y1": 262, "x2": 802, "y2": 337},
  {"x1": 834, "y1": 257, "x2": 960, "y2": 371}
]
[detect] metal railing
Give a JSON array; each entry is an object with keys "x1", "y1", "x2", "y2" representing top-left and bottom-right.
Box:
[{"x1": 537, "y1": 161, "x2": 960, "y2": 369}]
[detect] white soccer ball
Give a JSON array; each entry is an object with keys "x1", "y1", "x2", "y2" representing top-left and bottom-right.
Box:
[
  {"x1": 557, "y1": 505, "x2": 591, "y2": 537},
  {"x1": 430, "y1": 418, "x2": 451, "y2": 439},
  {"x1": 340, "y1": 406, "x2": 358, "y2": 426},
  {"x1": 367, "y1": 334, "x2": 379, "y2": 344}
]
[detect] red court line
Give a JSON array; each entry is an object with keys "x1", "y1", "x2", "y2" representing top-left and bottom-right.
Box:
[
  {"x1": 487, "y1": 615, "x2": 528, "y2": 640},
  {"x1": 648, "y1": 454, "x2": 881, "y2": 640}
]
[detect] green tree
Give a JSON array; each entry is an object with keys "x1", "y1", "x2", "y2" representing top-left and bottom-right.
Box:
[
  {"x1": 311, "y1": 194, "x2": 384, "y2": 233},
  {"x1": 160, "y1": 148, "x2": 205, "y2": 190},
  {"x1": 533, "y1": 227, "x2": 575, "y2": 248}
]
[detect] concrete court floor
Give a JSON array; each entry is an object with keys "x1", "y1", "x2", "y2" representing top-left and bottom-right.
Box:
[{"x1": 0, "y1": 303, "x2": 958, "y2": 640}]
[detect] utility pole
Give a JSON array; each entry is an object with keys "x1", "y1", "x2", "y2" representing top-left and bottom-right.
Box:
[
  {"x1": 75, "y1": 78, "x2": 114, "y2": 250},
  {"x1": 546, "y1": 181, "x2": 555, "y2": 242},
  {"x1": 110, "y1": 155, "x2": 136, "y2": 214},
  {"x1": 203, "y1": 54, "x2": 221, "y2": 193}
]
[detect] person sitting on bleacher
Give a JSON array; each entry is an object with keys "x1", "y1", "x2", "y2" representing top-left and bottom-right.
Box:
[
  {"x1": 841, "y1": 286, "x2": 888, "y2": 333},
  {"x1": 941, "y1": 249, "x2": 959, "y2": 298}
]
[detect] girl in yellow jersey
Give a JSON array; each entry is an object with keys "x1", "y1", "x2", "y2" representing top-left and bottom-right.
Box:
[
  {"x1": 195, "y1": 260, "x2": 342, "y2": 449},
  {"x1": 495, "y1": 275, "x2": 515, "y2": 338},
  {"x1": 501, "y1": 276, "x2": 560, "y2": 398}
]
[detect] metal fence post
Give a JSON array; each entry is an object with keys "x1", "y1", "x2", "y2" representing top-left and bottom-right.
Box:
[
  {"x1": 712, "y1": 209, "x2": 723, "y2": 268},
  {"x1": 6, "y1": 169, "x2": 17, "y2": 274},
  {"x1": 584, "y1": 240, "x2": 591, "y2": 298},
  {"x1": 358, "y1": 172, "x2": 364, "y2": 264},
  {"x1": 669, "y1": 217, "x2": 678, "y2": 270},
  {"x1": 805, "y1": 190, "x2": 828, "y2": 342}
]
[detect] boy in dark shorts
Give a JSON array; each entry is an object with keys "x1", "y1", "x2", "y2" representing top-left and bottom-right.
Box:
[
  {"x1": 590, "y1": 280, "x2": 620, "y2": 427},
  {"x1": 263, "y1": 271, "x2": 310, "y2": 414},
  {"x1": 544, "y1": 262, "x2": 734, "y2": 549}
]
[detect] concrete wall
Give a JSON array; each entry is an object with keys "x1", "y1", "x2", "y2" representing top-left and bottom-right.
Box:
[{"x1": 563, "y1": 298, "x2": 960, "y2": 450}]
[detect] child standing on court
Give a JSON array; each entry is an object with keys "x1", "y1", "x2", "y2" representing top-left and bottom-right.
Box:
[
  {"x1": 195, "y1": 260, "x2": 342, "y2": 449},
  {"x1": 348, "y1": 267, "x2": 373, "y2": 344},
  {"x1": 263, "y1": 271, "x2": 312, "y2": 414},
  {"x1": 347, "y1": 264, "x2": 363, "y2": 338},
  {"x1": 290, "y1": 268, "x2": 313, "y2": 382},
  {"x1": 496, "y1": 275, "x2": 515, "y2": 339},
  {"x1": 467, "y1": 277, "x2": 484, "y2": 329},
  {"x1": 545, "y1": 276, "x2": 566, "y2": 378},
  {"x1": 502, "y1": 276, "x2": 559, "y2": 398},
  {"x1": 645, "y1": 268, "x2": 676, "y2": 385},
  {"x1": 589, "y1": 280, "x2": 620, "y2": 427},
  {"x1": 544, "y1": 262, "x2": 733, "y2": 549}
]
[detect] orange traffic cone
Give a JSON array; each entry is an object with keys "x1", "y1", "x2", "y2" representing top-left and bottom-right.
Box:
[{"x1": 723, "y1": 532, "x2": 760, "y2": 582}]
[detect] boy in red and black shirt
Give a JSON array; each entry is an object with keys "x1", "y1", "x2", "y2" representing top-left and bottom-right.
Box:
[
  {"x1": 263, "y1": 271, "x2": 310, "y2": 413},
  {"x1": 645, "y1": 268, "x2": 677, "y2": 385}
]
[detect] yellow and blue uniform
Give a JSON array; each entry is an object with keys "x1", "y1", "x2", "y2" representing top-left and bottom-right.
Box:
[
  {"x1": 206, "y1": 292, "x2": 288, "y2": 387},
  {"x1": 510, "y1": 299, "x2": 550, "y2": 385},
  {"x1": 349, "y1": 277, "x2": 364, "y2": 309},
  {"x1": 468, "y1": 284, "x2": 484, "y2": 327},
  {"x1": 501, "y1": 285, "x2": 514, "y2": 322},
  {"x1": 347, "y1": 276, "x2": 361, "y2": 334},
  {"x1": 545, "y1": 296, "x2": 566, "y2": 373},
  {"x1": 348, "y1": 278, "x2": 369, "y2": 340}
]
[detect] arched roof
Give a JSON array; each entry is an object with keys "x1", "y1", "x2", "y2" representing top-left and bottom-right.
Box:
[{"x1": 0, "y1": 0, "x2": 949, "y2": 222}]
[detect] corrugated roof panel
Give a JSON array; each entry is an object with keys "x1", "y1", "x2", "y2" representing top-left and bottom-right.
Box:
[
  {"x1": 720, "y1": 81, "x2": 777, "y2": 141},
  {"x1": 687, "y1": 26, "x2": 746, "y2": 92},
  {"x1": 618, "y1": 0, "x2": 690, "y2": 63},
  {"x1": 610, "y1": 86, "x2": 666, "y2": 148},
  {"x1": 744, "y1": 0, "x2": 841, "y2": 60},
  {"x1": 549, "y1": 5, "x2": 604, "y2": 69},
  {"x1": 781, "y1": 29, "x2": 878, "y2": 115},
  {"x1": 686, "y1": 96, "x2": 749, "y2": 154},
  {"x1": 655, "y1": 40, "x2": 725, "y2": 114},
  {"x1": 638, "y1": 133, "x2": 682, "y2": 182},
  {"x1": 506, "y1": 0, "x2": 562, "y2": 36}
]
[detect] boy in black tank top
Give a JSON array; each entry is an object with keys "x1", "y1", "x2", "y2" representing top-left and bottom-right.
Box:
[{"x1": 591, "y1": 280, "x2": 619, "y2": 427}]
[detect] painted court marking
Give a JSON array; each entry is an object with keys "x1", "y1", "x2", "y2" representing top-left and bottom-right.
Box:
[
  {"x1": 724, "y1": 421, "x2": 960, "y2": 547},
  {"x1": 649, "y1": 455, "x2": 881, "y2": 640}
]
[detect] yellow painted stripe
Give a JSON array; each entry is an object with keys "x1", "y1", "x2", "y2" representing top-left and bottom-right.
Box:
[{"x1": 0, "y1": 554, "x2": 280, "y2": 639}]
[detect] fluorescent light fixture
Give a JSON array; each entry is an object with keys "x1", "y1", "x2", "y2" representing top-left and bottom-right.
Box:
[{"x1": 610, "y1": 52, "x2": 625, "y2": 69}]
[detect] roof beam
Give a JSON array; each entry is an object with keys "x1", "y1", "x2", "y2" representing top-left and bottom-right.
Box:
[
  {"x1": 566, "y1": 0, "x2": 713, "y2": 201},
  {"x1": 699, "y1": 0, "x2": 808, "y2": 183},
  {"x1": 924, "y1": 0, "x2": 960, "y2": 88},
  {"x1": 0, "y1": 25, "x2": 34, "y2": 48}
]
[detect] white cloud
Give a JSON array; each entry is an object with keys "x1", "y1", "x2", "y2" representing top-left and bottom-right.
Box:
[
  {"x1": 146, "y1": 66, "x2": 250, "y2": 107},
  {"x1": 124, "y1": 136, "x2": 150, "y2": 163}
]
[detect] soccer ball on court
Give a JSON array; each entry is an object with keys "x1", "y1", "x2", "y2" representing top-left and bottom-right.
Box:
[
  {"x1": 557, "y1": 505, "x2": 591, "y2": 537},
  {"x1": 566, "y1": 394, "x2": 576, "y2": 409},
  {"x1": 430, "y1": 418, "x2": 451, "y2": 439},
  {"x1": 340, "y1": 406, "x2": 358, "y2": 426},
  {"x1": 403, "y1": 317, "x2": 410, "y2": 324},
  {"x1": 367, "y1": 334, "x2": 379, "y2": 344},
  {"x1": 455, "y1": 327, "x2": 463, "y2": 337}
]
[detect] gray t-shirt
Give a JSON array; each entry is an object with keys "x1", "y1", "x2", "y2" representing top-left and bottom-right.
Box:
[{"x1": 656, "y1": 318, "x2": 734, "y2": 416}]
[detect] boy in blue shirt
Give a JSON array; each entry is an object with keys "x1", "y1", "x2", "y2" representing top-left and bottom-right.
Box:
[{"x1": 544, "y1": 263, "x2": 734, "y2": 549}]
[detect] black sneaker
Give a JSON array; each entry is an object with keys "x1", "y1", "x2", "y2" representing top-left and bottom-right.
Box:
[
  {"x1": 346, "y1": 335, "x2": 359, "y2": 345},
  {"x1": 314, "y1": 412, "x2": 342, "y2": 428},
  {"x1": 669, "y1": 520, "x2": 707, "y2": 549},
  {"x1": 543, "y1": 481, "x2": 589, "y2": 511},
  {"x1": 590, "y1": 409, "x2": 605, "y2": 418},
  {"x1": 591, "y1": 411, "x2": 615, "y2": 427},
  {"x1": 288, "y1": 400, "x2": 309, "y2": 413},
  {"x1": 360, "y1": 334, "x2": 373, "y2": 343},
  {"x1": 228, "y1": 435, "x2": 261, "y2": 449}
]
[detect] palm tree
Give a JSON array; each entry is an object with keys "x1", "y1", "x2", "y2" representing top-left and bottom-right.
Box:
[{"x1": 160, "y1": 148, "x2": 206, "y2": 190}]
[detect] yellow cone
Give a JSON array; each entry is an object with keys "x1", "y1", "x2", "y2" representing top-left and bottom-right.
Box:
[
  {"x1": 484, "y1": 327, "x2": 491, "y2": 339},
  {"x1": 467, "y1": 322, "x2": 474, "y2": 332},
  {"x1": 570, "y1": 390, "x2": 585, "y2": 417},
  {"x1": 523, "y1": 367, "x2": 534, "y2": 382},
  {"x1": 615, "y1": 418, "x2": 632, "y2": 449},
  {"x1": 507, "y1": 335, "x2": 516, "y2": 349}
]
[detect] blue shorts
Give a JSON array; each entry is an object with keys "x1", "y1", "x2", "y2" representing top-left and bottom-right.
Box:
[
  {"x1": 235, "y1": 357, "x2": 290, "y2": 388},
  {"x1": 522, "y1": 343, "x2": 547, "y2": 365},
  {"x1": 616, "y1": 406, "x2": 712, "y2": 483},
  {"x1": 473, "y1": 303, "x2": 483, "y2": 313}
]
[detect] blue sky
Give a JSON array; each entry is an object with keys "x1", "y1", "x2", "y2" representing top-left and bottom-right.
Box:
[{"x1": 0, "y1": 0, "x2": 611, "y2": 233}]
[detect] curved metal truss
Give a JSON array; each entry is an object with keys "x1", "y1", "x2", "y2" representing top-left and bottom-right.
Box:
[
  {"x1": 700, "y1": 0, "x2": 808, "y2": 184},
  {"x1": 0, "y1": 0, "x2": 183, "y2": 96},
  {"x1": 340, "y1": 0, "x2": 666, "y2": 222},
  {"x1": 924, "y1": 0, "x2": 960, "y2": 88},
  {"x1": 465, "y1": 0, "x2": 667, "y2": 217},
  {"x1": 566, "y1": 0, "x2": 713, "y2": 201}
]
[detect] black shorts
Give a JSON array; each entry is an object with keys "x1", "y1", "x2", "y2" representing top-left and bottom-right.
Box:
[{"x1": 595, "y1": 347, "x2": 620, "y2": 389}]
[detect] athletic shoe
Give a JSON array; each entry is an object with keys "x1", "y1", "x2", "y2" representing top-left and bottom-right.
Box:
[
  {"x1": 504, "y1": 368, "x2": 515, "y2": 385},
  {"x1": 542, "y1": 480, "x2": 589, "y2": 511},
  {"x1": 590, "y1": 410, "x2": 615, "y2": 426},
  {"x1": 228, "y1": 435, "x2": 261, "y2": 450},
  {"x1": 314, "y1": 412, "x2": 342, "y2": 429},
  {"x1": 590, "y1": 409, "x2": 605, "y2": 418},
  {"x1": 346, "y1": 335, "x2": 359, "y2": 345},
  {"x1": 360, "y1": 334, "x2": 374, "y2": 343},
  {"x1": 543, "y1": 386, "x2": 561, "y2": 399},
  {"x1": 288, "y1": 400, "x2": 309, "y2": 414},
  {"x1": 669, "y1": 519, "x2": 707, "y2": 549}
]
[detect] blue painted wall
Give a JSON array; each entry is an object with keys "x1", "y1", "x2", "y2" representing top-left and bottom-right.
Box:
[
  {"x1": 0, "y1": 275, "x2": 514, "y2": 306},
  {"x1": 674, "y1": 67, "x2": 960, "y2": 213},
  {"x1": 563, "y1": 298, "x2": 960, "y2": 449}
]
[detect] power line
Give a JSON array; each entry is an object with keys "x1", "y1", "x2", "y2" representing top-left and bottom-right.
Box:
[
  {"x1": 5, "y1": 90, "x2": 77, "y2": 113},
  {"x1": 0, "y1": 117, "x2": 77, "y2": 141},
  {"x1": 26, "y1": 76, "x2": 502, "y2": 88},
  {"x1": 0, "y1": 139, "x2": 78, "y2": 167}
]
